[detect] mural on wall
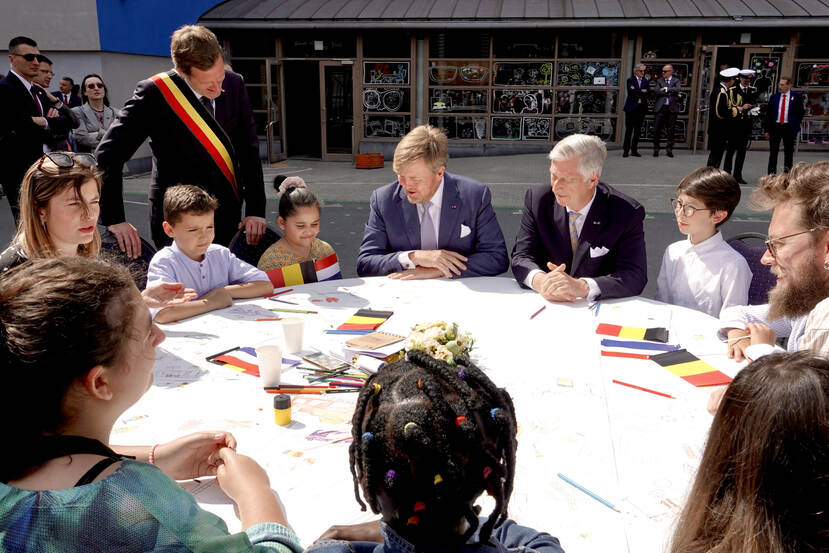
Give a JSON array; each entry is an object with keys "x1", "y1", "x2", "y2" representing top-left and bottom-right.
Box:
[
  {"x1": 522, "y1": 118, "x2": 552, "y2": 140},
  {"x1": 804, "y1": 92, "x2": 829, "y2": 117},
  {"x1": 363, "y1": 62, "x2": 410, "y2": 85},
  {"x1": 801, "y1": 120, "x2": 829, "y2": 145},
  {"x1": 364, "y1": 115, "x2": 410, "y2": 138},
  {"x1": 428, "y1": 62, "x2": 490, "y2": 86},
  {"x1": 429, "y1": 117, "x2": 487, "y2": 139},
  {"x1": 491, "y1": 117, "x2": 522, "y2": 140},
  {"x1": 493, "y1": 62, "x2": 553, "y2": 86},
  {"x1": 554, "y1": 117, "x2": 616, "y2": 140},
  {"x1": 429, "y1": 89, "x2": 488, "y2": 112},
  {"x1": 492, "y1": 89, "x2": 553, "y2": 114},
  {"x1": 555, "y1": 90, "x2": 617, "y2": 114},
  {"x1": 749, "y1": 56, "x2": 781, "y2": 102},
  {"x1": 797, "y1": 63, "x2": 829, "y2": 88},
  {"x1": 556, "y1": 62, "x2": 619, "y2": 87},
  {"x1": 362, "y1": 88, "x2": 409, "y2": 112}
]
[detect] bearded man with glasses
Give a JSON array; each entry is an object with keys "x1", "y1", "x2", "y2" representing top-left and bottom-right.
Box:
[
  {"x1": 0, "y1": 36, "x2": 75, "y2": 222},
  {"x1": 719, "y1": 161, "x2": 829, "y2": 361}
]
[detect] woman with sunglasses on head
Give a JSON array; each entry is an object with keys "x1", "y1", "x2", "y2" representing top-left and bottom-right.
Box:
[
  {"x1": 72, "y1": 74, "x2": 116, "y2": 153},
  {"x1": 0, "y1": 153, "x2": 196, "y2": 306},
  {"x1": 0, "y1": 257, "x2": 302, "y2": 553}
]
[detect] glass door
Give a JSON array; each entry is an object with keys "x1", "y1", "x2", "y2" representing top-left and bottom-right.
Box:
[
  {"x1": 319, "y1": 61, "x2": 354, "y2": 160},
  {"x1": 693, "y1": 46, "x2": 714, "y2": 153},
  {"x1": 266, "y1": 61, "x2": 285, "y2": 162}
]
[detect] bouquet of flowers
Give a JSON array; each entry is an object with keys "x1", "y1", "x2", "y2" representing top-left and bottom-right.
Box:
[{"x1": 404, "y1": 321, "x2": 474, "y2": 365}]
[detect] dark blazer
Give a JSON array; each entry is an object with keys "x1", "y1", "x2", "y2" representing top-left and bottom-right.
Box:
[
  {"x1": 0, "y1": 73, "x2": 73, "y2": 190},
  {"x1": 52, "y1": 90, "x2": 82, "y2": 108},
  {"x1": 96, "y1": 69, "x2": 264, "y2": 246},
  {"x1": 708, "y1": 84, "x2": 737, "y2": 133},
  {"x1": 511, "y1": 181, "x2": 647, "y2": 300},
  {"x1": 623, "y1": 76, "x2": 649, "y2": 112},
  {"x1": 357, "y1": 172, "x2": 509, "y2": 277},
  {"x1": 653, "y1": 76, "x2": 681, "y2": 113},
  {"x1": 765, "y1": 91, "x2": 804, "y2": 133}
]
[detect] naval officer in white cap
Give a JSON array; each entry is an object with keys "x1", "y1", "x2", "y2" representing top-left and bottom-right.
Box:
[{"x1": 707, "y1": 67, "x2": 741, "y2": 169}]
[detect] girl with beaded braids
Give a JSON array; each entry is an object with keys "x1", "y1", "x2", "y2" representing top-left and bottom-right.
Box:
[{"x1": 310, "y1": 350, "x2": 565, "y2": 553}]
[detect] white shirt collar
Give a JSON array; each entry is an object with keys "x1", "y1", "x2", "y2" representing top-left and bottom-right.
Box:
[
  {"x1": 420, "y1": 175, "x2": 445, "y2": 214},
  {"x1": 9, "y1": 68, "x2": 33, "y2": 91},
  {"x1": 570, "y1": 187, "x2": 597, "y2": 219},
  {"x1": 174, "y1": 68, "x2": 215, "y2": 108},
  {"x1": 686, "y1": 231, "x2": 725, "y2": 252}
]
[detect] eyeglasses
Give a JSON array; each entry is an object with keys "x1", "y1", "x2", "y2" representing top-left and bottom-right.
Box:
[
  {"x1": 13, "y1": 53, "x2": 45, "y2": 63},
  {"x1": 662, "y1": 70, "x2": 672, "y2": 73},
  {"x1": 764, "y1": 228, "x2": 818, "y2": 258},
  {"x1": 40, "y1": 70, "x2": 55, "y2": 76},
  {"x1": 36, "y1": 152, "x2": 98, "y2": 171},
  {"x1": 86, "y1": 83, "x2": 104, "y2": 89},
  {"x1": 671, "y1": 198, "x2": 711, "y2": 217}
]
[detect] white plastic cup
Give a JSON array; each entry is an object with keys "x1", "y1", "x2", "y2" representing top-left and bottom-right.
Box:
[
  {"x1": 281, "y1": 318, "x2": 305, "y2": 354},
  {"x1": 255, "y1": 344, "x2": 283, "y2": 387}
]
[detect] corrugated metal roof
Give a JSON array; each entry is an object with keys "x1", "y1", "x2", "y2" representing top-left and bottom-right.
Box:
[{"x1": 200, "y1": 0, "x2": 829, "y2": 25}]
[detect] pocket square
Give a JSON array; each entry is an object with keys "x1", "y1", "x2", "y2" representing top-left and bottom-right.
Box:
[
  {"x1": 460, "y1": 224, "x2": 471, "y2": 238},
  {"x1": 590, "y1": 246, "x2": 610, "y2": 258}
]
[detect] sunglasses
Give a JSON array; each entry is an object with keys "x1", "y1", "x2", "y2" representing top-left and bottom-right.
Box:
[
  {"x1": 86, "y1": 83, "x2": 105, "y2": 89},
  {"x1": 662, "y1": 70, "x2": 672, "y2": 73},
  {"x1": 36, "y1": 152, "x2": 98, "y2": 170},
  {"x1": 14, "y1": 53, "x2": 45, "y2": 63}
]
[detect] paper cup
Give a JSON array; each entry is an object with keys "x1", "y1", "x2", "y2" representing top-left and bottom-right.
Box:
[
  {"x1": 281, "y1": 318, "x2": 305, "y2": 354},
  {"x1": 255, "y1": 344, "x2": 282, "y2": 387}
]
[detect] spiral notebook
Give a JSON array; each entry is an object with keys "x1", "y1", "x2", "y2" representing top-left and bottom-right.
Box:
[{"x1": 345, "y1": 331, "x2": 405, "y2": 350}]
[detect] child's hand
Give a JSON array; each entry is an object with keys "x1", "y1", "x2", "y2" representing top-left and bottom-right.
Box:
[
  {"x1": 153, "y1": 431, "x2": 236, "y2": 480},
  {"x1": 202, "y1": 287, "x2": 233, "y2": 309},
  {"x1": 746, "y1": 322, "x2": 776, "y2": 346},
  {"x1": 215, "y1": 448, "x2": 271, "y2": 502},
  {"x1": 315, "y1": 520, "x2": 382, "y2": 543},
  {"x1": 726, "y1": 328, "x2": 751, "y2": 361}
]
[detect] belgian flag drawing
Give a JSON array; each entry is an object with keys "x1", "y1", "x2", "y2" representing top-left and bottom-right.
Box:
[
  {"x1": 649, "y1": 349, "x2": 733, "y2": 387},
  {"x1": 265, "y1": 253, "x2": 341, "y2": 288},
  {"x1": 596, "y1": 323, "x2": 669, "y2": 343},
  {"x1": 337, "y1": 309, "x2": 394, "y2": 331}
]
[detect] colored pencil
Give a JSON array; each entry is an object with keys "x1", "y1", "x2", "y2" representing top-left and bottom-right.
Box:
[
  {"x1": 530, "y1": 306, "x2": 546, "y2": 320},
  {"x1": 612, "y1": 379, "x2": 675, "y2": 399},
  {"x1": 270, "y1": 298, "x2": 298, "y2": 305},
  {"x1": 269, "y1": 308, "x2": 318, "y2": 314},
  {"x1": 324, "y1": 329, "x2": 372, "y2": 335},
  {"x1": 266, "y1": 288, "x2": 294, "y2": 297},
  {"x1": 600, "y1": 350, "x2": 651, "y2": 360},
  {"x1": 557, "y1": 473, "x2": 620, "y2": 512},
  {"x1": 256, "y1": 318, "x2": 283, "y2": 321}
]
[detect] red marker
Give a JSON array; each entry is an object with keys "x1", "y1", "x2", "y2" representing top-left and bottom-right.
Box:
[
  {"x1": 612, "y1": 379, "x2": 674, "y2": 399},
  {"x1": 530, "y1": 306, "x2": 546, "y2": 320}
]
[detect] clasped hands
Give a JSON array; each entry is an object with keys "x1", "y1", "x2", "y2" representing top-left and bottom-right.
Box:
[
  {"x1": 389, "y1": 249, "x2": 468, "y2": 280},
  {"x1": 725, "y1": 322, "x2": 777, "y2": 362},
  {"x1": 532, "y1": 262, "x2": 589, "y2": 302}
]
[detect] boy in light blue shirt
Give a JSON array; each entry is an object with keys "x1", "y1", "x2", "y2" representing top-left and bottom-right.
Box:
[{"x1": 147, "y1": 185, "x2": 272, "y2": 323}]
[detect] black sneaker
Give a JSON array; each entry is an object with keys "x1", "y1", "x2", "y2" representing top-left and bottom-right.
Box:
[
  {"x1": 653, "y1": 151, "x2": 659, "y2": 157},
  {"x1": 631, "y1": 151, "x2": 641, "y2": 157},
  {"x1": 666, "y1": 151, "x2": 674, "y2": 158},
  {"x1": 623, "y1": 152, "x2": 629, "y2": 158}
]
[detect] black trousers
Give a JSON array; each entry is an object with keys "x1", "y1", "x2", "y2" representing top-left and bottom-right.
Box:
[
  {"x1": 623, "y1": 107, "x2": 646, "y2": 154},
  {"x1": 707, "y1": 130, "x2": 729, "y2": 168},
  {"x1": 724, "y1": 123, "x2": 751, "y2": 179},
  {"x1": 767, "y1": 123, "x2": 797, "y2": 174},
  {"x1": 653, "y1": 108, "x2": 677, "y2": 152}
]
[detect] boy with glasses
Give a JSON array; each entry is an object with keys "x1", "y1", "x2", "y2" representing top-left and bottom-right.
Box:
[{"x1": 656, "y1": 167, "x2": 751, "y2": 317}]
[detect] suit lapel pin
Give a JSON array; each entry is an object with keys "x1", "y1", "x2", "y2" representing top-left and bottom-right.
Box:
[{"x1": 450, "y1": 205, "x2": 457, "y2": 209}]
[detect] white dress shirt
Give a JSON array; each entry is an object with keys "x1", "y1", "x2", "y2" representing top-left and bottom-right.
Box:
[
  {"x1": 398, "y1": 177, "x2": 444, "y2": 269},
  {"x1": 524, "y1": 189, "x2": 600, "y2": 300},
  {"x1": 176, "y1": 69, "x2": 216, "y2": 112},
  {"x1": 655, "y1": 232, "x2": 752, "y2": 317}
]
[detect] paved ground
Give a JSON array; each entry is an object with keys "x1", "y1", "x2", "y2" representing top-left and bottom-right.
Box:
[{"x1": 3, "y1": 148, "x2": 824, "y2": 298}]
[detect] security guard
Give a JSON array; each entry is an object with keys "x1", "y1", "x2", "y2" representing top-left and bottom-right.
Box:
[
  {"x1": 707, "y1": 67, "x2": 742, "y2": 168},
  {"x1": 724, "y1": 69, "x2": 758, "y2": 184}
]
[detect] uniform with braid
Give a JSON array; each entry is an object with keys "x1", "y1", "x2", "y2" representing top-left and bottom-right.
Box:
[{"x1": 309, "y1": 350, "x2": 564, "y2": 553}]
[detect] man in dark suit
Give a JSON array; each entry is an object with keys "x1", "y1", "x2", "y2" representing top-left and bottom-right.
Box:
[
  {"x1": 622, "y1": 64, "x2": 649, "y2": 158},
  {"x1": 52, "y1": 76, "x2": 81, "y2": 108},
  {"x1": 707, "y1": 68, "x2": 742, "y2": 169},
  {"x1": 652, "y1": 64, "x2": 681, "y2": 157},
  {"x1": 764, "y1": 76, "x2": 804, "y2": 174},
  {"x1": 0, "y1": 36, "x2": 75, "y2": 222},
  {"x1": 357, "y1": 125, "x2": 508, "y2": 279},
  {"x1": 511, "y1": 134, "x2": 647, "y2": 301},
  {"x1": 97, "y1": 25, "x2": 266, "y2": 256},
  {"x1": 723, "y1": 69, "x2": 758, "y2": 184}
]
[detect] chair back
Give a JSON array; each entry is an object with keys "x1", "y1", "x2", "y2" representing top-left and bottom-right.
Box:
[
  {"x1": 99, "y1": 230, "x2": 157, "y2": 290},
  {"x1": 727, "y1": 232, "x2": 775, "y2": 305},
  {"x1": 228, "y1": 225, "x2": 281, "y2": 267}
]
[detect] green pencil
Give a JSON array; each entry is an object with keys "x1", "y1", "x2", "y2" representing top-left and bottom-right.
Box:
[{"x1": 269, "y1": 307, "x2": 318, "y2": 314}]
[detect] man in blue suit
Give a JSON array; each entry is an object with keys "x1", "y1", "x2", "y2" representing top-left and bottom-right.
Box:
[
  {"x1": 511, "y1": 134, "x2": 647, "y2": 301},
  {"x1": 622, "y1": 64, "x2": 649, "y2": 157},
  {"x1": 357, "y1": 125, "x2": 508, "y2": 279},
  {"x1": 764, "y1": 76, "x2": 804, "y2": 174}
]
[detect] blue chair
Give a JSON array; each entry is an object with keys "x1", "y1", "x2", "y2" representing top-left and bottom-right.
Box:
[
  {"x1": 228, "y1": 225, "x2": 281, "y2": 267},
  {"x1": 727, "y1": 232, "x2": 776, "y2": 305},
  {"x1": 99, "y1": 229, "x2": 157, "y2": 290}
]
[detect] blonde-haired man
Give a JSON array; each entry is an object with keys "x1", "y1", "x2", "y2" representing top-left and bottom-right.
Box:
[
  {"x1": 357, "y1": 125, "x2": 508, "y2": 278},
  {"x1": 97, "y1": 25, "x2": 266, "y2": 256},
  {"x1": 511, "y1": 134, "x2": 647, "y2": 301}
]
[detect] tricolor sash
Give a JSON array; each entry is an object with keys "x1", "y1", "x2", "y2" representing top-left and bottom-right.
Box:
[
  {"x1": 265, "y1": 252, "x2": 342, "y2": 288},
  {"x1": 149, "y1": 71, "x2": 239, "y2": 199}
]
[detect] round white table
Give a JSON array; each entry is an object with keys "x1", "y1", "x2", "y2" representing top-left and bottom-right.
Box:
[{"x1": 112, "y1": 276, "x2": 742, "y2": 553}]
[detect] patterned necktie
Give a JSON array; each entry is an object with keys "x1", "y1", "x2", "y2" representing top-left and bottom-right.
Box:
[
  {"x1": 200, "y1": 96, "x2": 215, "y2": 118},
  {"x1": 568, "y1": 211, "x2": 581, "y2": 254},
  {"x1": 420, "y1": 201, "x2": 438, "y2": 251}
]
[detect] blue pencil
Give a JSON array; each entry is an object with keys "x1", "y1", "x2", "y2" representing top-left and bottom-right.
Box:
[
  {"x1": 557, "y1": 473, "x2": 620, "y2": 512},
  {"x1": 324, "y1": 329, "x2": 372, "y2": 335}
]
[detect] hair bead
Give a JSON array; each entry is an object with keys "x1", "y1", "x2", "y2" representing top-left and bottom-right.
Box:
[
  {"x1": 458, "y1": 369, "x2": 467, "y2": 379},
  {"x1": 417, "y1": 378, "x2": 423, "y2": 389},
  {"x1": 385, "y1": 469, "x2": 397, "y2": 484},
  {"x1": 407, "y1": 515, "x2": 420, "y2": 527},
  {"x1": 433, "y1": 474, "x2": 443, "y2": 485},
  {"x1": 404, "y1": 421, "x2": 418, "y2": 434},
  {"x1": 455, "y1": 416, "x2": 468, "y2": 427},
  {"x1": 372, "y1": 383, "x2": 382, "y2": 396},
  {"x1": 362, "y1": 432, "x2": 374, "y2": 441},
  {"x1": 483, "y1": 466, "x2": 493, "y2": 479},
  {"x1": 413, "y1": 501, "x2": 426, "y2": 512},
  {"x1": 490, "y1": 408, "x2": 500, "y2": 420}
]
